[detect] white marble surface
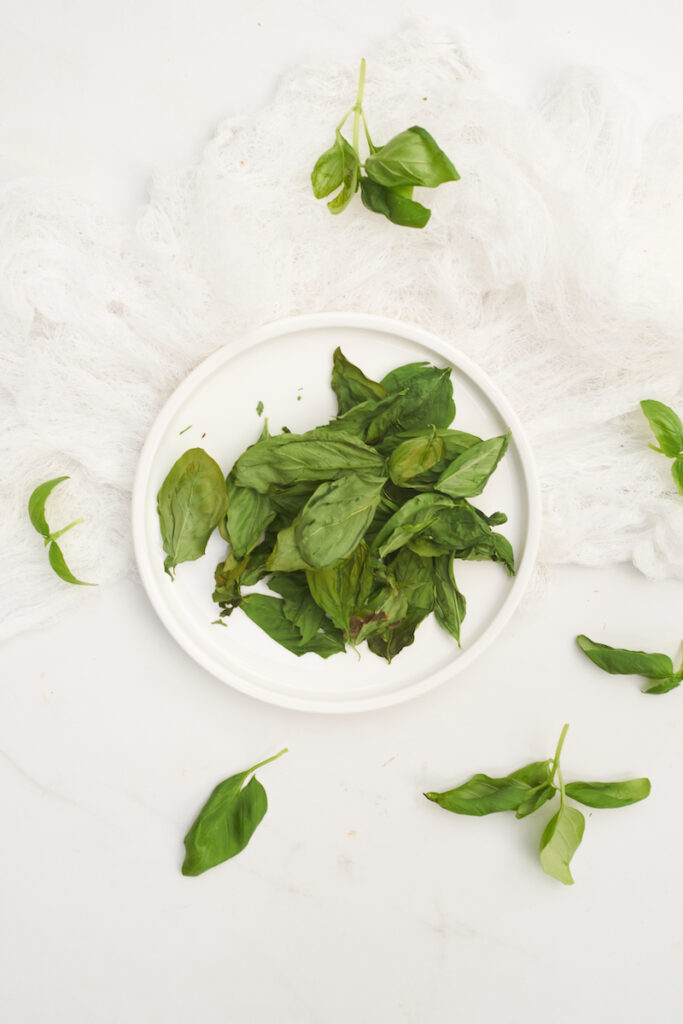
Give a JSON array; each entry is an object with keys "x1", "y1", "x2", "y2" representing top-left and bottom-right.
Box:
[{"x1": 2, "y1": 2, "x2": 683, "y2": 1022}]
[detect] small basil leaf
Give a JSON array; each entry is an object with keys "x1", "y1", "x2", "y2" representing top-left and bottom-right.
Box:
[
  {"x1": 293, "y1": 472, "x2": 386, "y2": 569},
  {"x1": 432, "y1": 554, "x2": 466, "y2": 645},
  {"x1": 360, "y1": 177, "x2": 431, "y2": 228},
  {"x1": 311, "y1": 134, "x2": 346, "y2": 199},
  {"x1": 515, "y1": 784, "x2": 556, "y2": 819},
  {"x1": 539, "y1": 804, "x2": 585, "y2": 885},
  {"x1": 47, "y1": 541, "x2": 96, "y2": 586},
  {"x1": 331, "y1": 347, "x2": 386, "y2": 414},
  {"x1": 267, "y1": 572, "x2": 325, "y2": 644},
  {"x1": 306, "y1": 541, "x2": 373, "y2": 635},
  {"x1": 381, "y1": 362, "x2": 455, "y2": 431},
  {"x1": 326, "y1": 131, "x2": 360, "y2": 214},
  {"x1": 576, "y1": 635, "x2": 675, "y2": 680},
  {"x1": 157, "y1": 448, "x2": 228, "y2": 577},
  {"x1": 564, "y1": 778, "x2": 651, "y2": 809},
  {"x1": 389, "y1": 432, "x2": 446, "y2": 485},
  {"x1": 366, "y1": 614, "x2": 421, "y2": 662},
  {"x1": 640, "y1": 399, "x2": 683, "y2": 457},
  {"x1": 182, "y1": 749, "x2": 287, "y2": 876},
  {"x1": 425, "y1": 761, "x2": 552, "y2": 816},
  {"x1": 365, "y1": 126, "x2": 459, "y2": 188},
  {"x1": 28, "y1": 476, "x2": 69, "y2": 538},
  {"x1": 435, "y1": 432, "x2": 510, "y2": 498},
  {"x1": 642, "y1": 675, "x2": 681, "y2": 695},
  {"x1": 672, "y1": 456, "x2": 683, "y2": 495}
]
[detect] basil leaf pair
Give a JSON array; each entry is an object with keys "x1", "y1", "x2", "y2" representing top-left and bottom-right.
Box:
[
  {"x1": 576, "y1": 635, "x2": 683, "y2": 695},
  {"x1": 182, "y1": 749, "x2": 287, "y2": 876},
  {"x1": 28, "y1": 476, "x2": 96, "y2": 586},
  {"x1": 310, "y1": 60, "x2": 458, "y2": 228},
  {"x1": 641, "y1": 399, "x2": 683, "y2": 495},
  {"x1": 425, "y1": 725, "x2": 650, "y2": 885}
]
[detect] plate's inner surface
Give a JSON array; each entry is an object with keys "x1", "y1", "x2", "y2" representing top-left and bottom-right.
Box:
[{"x1": 138, "y1": 323, "x2": 533, "y2": 707}]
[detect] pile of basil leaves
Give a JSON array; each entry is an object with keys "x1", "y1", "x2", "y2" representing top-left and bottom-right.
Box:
[{"x1": 157, "y1": 348, "x2": 513, "y2": 662}]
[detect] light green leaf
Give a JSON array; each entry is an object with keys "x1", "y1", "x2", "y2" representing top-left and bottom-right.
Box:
[
  {"x1": 48, "y1": 541, "x2": 96, "y2": 586},
  {"x1": 539, "y1": 804, "x2": 585, "y2": 885},
  {"x1": 640, "y1": 399, "x2": 683, "y2": 457},
  {"x1": 565, "y1": 778, "x2": 651, "y2": 809},
  {"x1": 435, "y1": 432, "x2": 511, "y2": 498},
  {"x1": 157, "y1": 448, "x2": 228, "y2": 577},
  {"x1": 365, "y1": 126, "x2": 459, "y2": 188}
]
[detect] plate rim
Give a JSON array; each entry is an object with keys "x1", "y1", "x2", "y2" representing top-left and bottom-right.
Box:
[{"x1": 132, "y1": 312, "x2": 541, "y2": 713}]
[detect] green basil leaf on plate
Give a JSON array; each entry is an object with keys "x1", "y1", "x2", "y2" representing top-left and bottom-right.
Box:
[
  {"x1": 157, "y1": 448, "x2": 228, "y2": 578},
  {"x1": 435, "y1": 432, "x2": 510, "y2": 498}
]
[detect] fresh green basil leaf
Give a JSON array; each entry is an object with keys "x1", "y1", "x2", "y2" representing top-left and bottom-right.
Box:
[
  {"x1": 267, "y1": 572, "x2": 325, "y2": 644},
  {"x1": 672, "y1": 455, "x2": 683, "y2": 495},
  {"x1": 642, "y1": 675, "x2": 681, "y2": 695},
  {"x1": 373, "y1": 492, "x2": 453, "y2": 557},
  {"x1": 325, "y1": 391, "x2": 409, "y2": 445},
  {"x1": 425, "y1": 761, "x2": 552, "y2": 816},
  {"x1": 157, "y1": 448, "x2": 228, "y2": 578},
  {"x1": 565, "y1": 778, "x2": 651, "y2": 809},
  {"x1": 293, "y1": 472, "x2": 386, "y2": 569},
  {"x1": 576, "y1": 635, "x2": 675, "y2": 680},
  {"x1": 360, "y1": 176, "x2": 431, "y2": 228},
  {"x1": 640, "y1": 399, "x2": 683, "y2": 457},
  {"x1": 381, "y1": 362, "x2": 455, "y2": 431},
  {"x1": 47, "y1": 541, "x2": 96, "y2": 586},
  {"x1": 435, "y1": 432, "x2": 510, "y2": 498},
  {"x1": 515, "y1": 784, "x2": 556, "y2": 820},
  {"x1": 365, "y1": 126, "x2": 459, "y2": 188},
  {"x1": 28, "y1": 475, "x2": 70, "y2": 539},
  {"x1": 306, "y1": 541, "x2": 373, "y2": 634},
  {"x1": 233, "y1": 428, "x2": 385, "y2": 493},
  {"x1": 266, "y1": 523, "x2": 311, "y2": 572},
  {"x1": 225, "y1": 476, "x2": 275, "y2": 559},
  {"x1": 318, "y1": 131, "x2": 360, "y2": 214},
  {"x1": 539, "y1": 804, "x2": 585, "y2": 885},
  {"x1": 331, "y1": 347, "x2": 386, "y2": 414},
  {"x1": 432, "y1": 554, "x2": 466, "y2": 645},
  {"x1": 182, "y1": 748, "x2": 287, "y2": 876},
  {"x1": 240, "y1": 594, "x2": 344, "y2": 658},
  {"x1": 389, "y1": 432, "x2": 446, "y2": 485},
  {"x1": 457, "y1": 531, "x2": 515, "y2": 576},
  {"x1": 377, "y1": 428, "x2": 482, "y2": 460}
]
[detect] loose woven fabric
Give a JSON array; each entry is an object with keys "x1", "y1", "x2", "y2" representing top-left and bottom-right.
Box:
[{"x1": 2, "y1": 32, "x2": 682, "y2": 643}]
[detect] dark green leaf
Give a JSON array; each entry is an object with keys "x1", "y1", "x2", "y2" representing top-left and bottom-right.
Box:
[
  {"x1": 360, "y1": 176, "x2": 431, "y2": 228},
  {"x1": 293, "y1": 472, "x2": 386, "y2": 569},
  {"x1": 425, "y1": 761, "x2": 553, "y2": 817},
  {"x1": 28, "y1": 476, "x2": 69, "y2": 539},
  {"x1": 182, "y1": 748, "x2": 287, "y2": 876},
  {"x1": 435, "y1": 432, "x2": 510, "y2": 498},
  {"x1": 331, "y1": 347, "x2": 386, "y2": 415},
  {"x1": 457, "y1": 531, "x2": 515, "y2": 575},
  {"x1": 212, "y1": 550, "x2": 248, "y2": 606},
  {"x1": 366, "y1": 614, "x2": 421, "y2": 662},
  {"x1": 376, "y1": 428, "x2": 482, "y2": 460},
  {"x1": 239, "y1": 594, "x2": 345, "y2": 658},
  {"x1": 373, "y1": 492, "x2": 453, "y2": 557},
  {"x1": 157, "y1": 448, "x2": 228, "y2": 577},
  {"x1": 256, "y1": 401, "x2": 264, "y2": 416},
  {"x1": 365, "y1": 126, "x2": 459, "y2": 188},
  {"x1": 225, "y1": 476, "x2": 275, "y2": 559},
  {"x1": 267, "y1": 572, "x2": 325, "y2": 644},
  {"x1": 576, "y1": 635, "x2": 675, "y2": 680},
  {"x1": 640, "y1": 399, "x2": 683, "y2": 457},
  {"x1": 672, "y1": 456, "x2": 683, "y2": 495},
  {"x1": 381, "y1": 362, "x2": 455, "y2": 431},
  {"x1": 306, "y1": 541, "x2": 373, "y2": 634},
  {"x1": 539, "y1": 804, "x2": 585, "y2": 885},
  {"x1": 325, "y1": 391, "x2": 409, "y2": 445},
  {"x1": 515, "y1": 784, "x2": 556, "y2": 819},
  {"x1": 47, "y1": 541, "x2": 96, "y2": 586},
  {"x1": 432, "y1": 554, "x2": 466, "y2": 644},
  {"x1": 565, "y1": 778, "x2": 651, "y2": 809}
]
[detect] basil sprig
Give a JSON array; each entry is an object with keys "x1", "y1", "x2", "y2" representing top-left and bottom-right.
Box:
[
  {"x1": 182, "y1": 748, "x2": 287, "y2": 876},
  {"x1": 311, "y1": 59, "x2": 459, "y2": 228},
  {"x1": 28, "y1": 476, "x2": 96, "y2": 586},
  {"x1": 576, "y1": 635, "x2": 683, "y2": 695},
  {"x1": 641, "y1": 399, "x2": 683, "y2": 495},
  {"x1": 425, "y1": 724, "x2": 650, "y2": 885}
]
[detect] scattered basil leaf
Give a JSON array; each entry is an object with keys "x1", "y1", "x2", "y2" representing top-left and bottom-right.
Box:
[
  {"x1": 640, "y1": 399, "x2": 683, "y2": 458},
  {"x1": 48, "y1": 541, "x2": 96, "y2": 586},
  {"x1": 425, "y1": 761, "x2": 553, "y2": 817},
  {"x1": 576, "y1": 635, "x2": 680, "y2": 693},
  {"x1": 28, "y1": 476, "x2": 94, "y2": 584},
  {"x1": 28, "y1": 475, "x2": 71, "y2": 540},
  {"x1": 539, "y1": 805, "x2": 585, "y2": 886},
  {"x1": 564, "y1": 779, "x2": 651, "y2": 809},
  {"x1": 157, "y1": 448, "x2": 228, "y2": 578},
  {"x1": 182, "y1": 748, "x2": 287, "y2": 876}
]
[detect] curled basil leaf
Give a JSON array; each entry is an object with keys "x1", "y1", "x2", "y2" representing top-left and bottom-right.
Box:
[
  {"x1": 48, "y1": 540, "x2": 96, "y2": 587},
  {"x1": 331, "y1": 347, "x2": 386, "y2": 414},
  {"x1": 360, "y1": 176, "x2": 431, "y2": 228},
  {"x1": 576, "y1": 635, "x2": 677, "y2": 684},
  {"x1": 425, "y1": 761, "x2": 553, "y2": 817}
]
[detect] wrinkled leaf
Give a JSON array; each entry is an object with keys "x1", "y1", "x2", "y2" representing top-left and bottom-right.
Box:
[
  {"x1": 425, "y1": 761, "x2": 553, "y2": 817},
  {"x1": 239, "y1": 594, "x2": 345, "y2": 658},
  {"x1": 293, "y1": 472, "x2": 386, "y2": 569},
  {"x1": 306, "y1": 541, "x2": 373, "y2": 634},
  {"x1": 331, "y1": 347, "x2": 386, "y2": 414},
  {"x1": 389, "y1": 432, "x2": 446, "y2": 485},
  {"x1": 225, "y1": 476, "x2": 274, "y2": 559},
  {"x1": 267, "y1": 572, "x2": 325, "y2": 644},
  {"x1": 672, "y1": 456, "x2": 683, "y2": 495}
]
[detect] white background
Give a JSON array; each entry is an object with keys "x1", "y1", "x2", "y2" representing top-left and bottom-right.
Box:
[{"x1": 2, "y1": 2, "x2": 683, "y2": 1022}]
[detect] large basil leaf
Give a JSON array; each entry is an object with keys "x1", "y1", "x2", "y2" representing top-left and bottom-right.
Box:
[
  {"x1": 233, "y1": 428, "x2": 385, "y2": 493},
  {"x1": 293, "y1": 472, "x2": 386, "y2": 569},
  {"x1": 306, "y1": 541, "x2": 373, "y2": 634},
  {"x1": 267, "y1": 572, "x2": 325, "y2": 644},
  {"x1": 435, "y1": 432, "x2": 510, "y2": 498},
  {"x1": 331, "y1": 347, "x2": 386, "y2": 414},
  {"x1": 381, "y1": 362, "x2": 455, "y2": 431},
  {"x1": 225, "y1": 475, "x2": 274, "y2": 559},
  {"x1": 539, "y1": 804, "x2": 585, "y2": 885},
  {"x1": 420, "y1": 501, "x2": 494, "y2": 553},
  {"x1": 360, "y1": 176, "x2": 431, "y2": 228},
  {"x1": 432, "y1": 554, "x2": 466, "y2": 644},
  {"x1": 182, "y1": 749, "x2": 287, "y2": 876},
  {"x1": 640, "y1": 399, "x2": 683, "y2": 457},
  {"x1": 575, "y1": 635, "x2": 675, "y2": 680},
  {"x1": 564, "y1": 778, "x2": 651, "y2": 809},
  {"x1": 157, "y1": 448, "x2": 228, "y2": 578},
  {"x1": 365, "y1": 126, "x2": 459, "y2": 189},
  {"x1": 425, "y1": 761, "x2": 553, "y2": 816}
]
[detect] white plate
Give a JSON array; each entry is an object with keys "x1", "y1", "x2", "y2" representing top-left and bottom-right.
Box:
[{"x1": 132, "y1": 313, "x2": 540, "y2": 713}]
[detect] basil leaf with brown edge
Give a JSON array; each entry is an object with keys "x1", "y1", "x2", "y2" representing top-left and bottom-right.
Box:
[
  {"x1": 157, "y1": 448, "x2": 228, "y2": 578},
  {"x1": 360, "y1": 176, "x2": 431, "y2": 228},
  {"x1": 182, "y1": 748, "x2": 287, "y2": 876}
]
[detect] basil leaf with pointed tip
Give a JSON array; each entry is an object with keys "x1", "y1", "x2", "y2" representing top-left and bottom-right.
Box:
[
  {"x1": 306, "y1": 541, "x2": 373, "y2": 635},
  {"x1": 360, "y1": 176, "x2": 431, "y2": 228},
  {"x1": 425, "y1": 761, "x2": 553, "y2": 816},
  {"x1": 312, "y1": 130, "x2": 360, "y2": 214},
  {"x1": 515, "y1": 784, "x2": 556, "y2": 819},
  {"x1": 331, "y1": 347, "x2": 386, "y2": 414},
  {"x1": 435, "y1": 432, "x2": 511, "y2": 498},
  {"x1": 539, "y1": 804, "x2": 585, "y2": 885},
  {"x1": 157, "y1": 448, "x2": 228, "y2": 578},
  {"x1": 381, "y1": 362, "x2": 455, "y2": 431},
  {"x1": 225, "y1": 475, "x2": 274, "y2": 559},
  {"x1": 576, "y1": 635, "x2": 675, "y2": 680},
  {"x1": 432, "y1": 554, "x2": 466, "y2": 645},
  {"x1": 365, "y1": 126, "x2": 459, "y2": 189},
  {"x1": 182, "y1": 749, "x2": 287, "y2": 876},
  {"x1": 48, "y1": 541, "x2": 96, "y2": 586},
  {"x1": 565, "y1": 778, "x2": 651, "y2": 809},
  {"x1": 267, "y1": 572, "x2": 325, "y2": 644},
  {"x1": 240, "y1": 594, "x2": 345, "y2": 658},
  {"x1": 28, "y1": 476, "x2": 70, "y2": 539},
  {"x1": 672, "y1": 455, "x2": 683, "y2": 496},
  {"x1": 293, "y1": 472, "x2": 386, "y2": 569},
  {"x1": 640, "y1": 399, "x2": 683, "y2": 458}
]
